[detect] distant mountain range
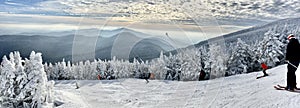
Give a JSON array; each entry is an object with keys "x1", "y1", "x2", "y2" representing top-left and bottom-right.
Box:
[{"x1": 0, "y1": 28, "x2": 174, "y2": 63}]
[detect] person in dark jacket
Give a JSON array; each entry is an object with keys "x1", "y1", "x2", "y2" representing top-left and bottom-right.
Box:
[
  {"x1": 199, "y1": 69, "x2": 206, "y2": 81},
  {"x1": 285, "y1": 34, "x2": 300, "y2": 91}
]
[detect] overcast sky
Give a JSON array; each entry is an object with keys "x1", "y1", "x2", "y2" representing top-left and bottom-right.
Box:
[{"x1": 1, "y1": 0, "x2": 300, "y2": 44}]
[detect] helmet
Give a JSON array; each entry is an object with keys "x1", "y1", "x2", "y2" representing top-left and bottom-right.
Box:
[{"x1": 288, "y1": 34, "x2": 295, "y2": 40}]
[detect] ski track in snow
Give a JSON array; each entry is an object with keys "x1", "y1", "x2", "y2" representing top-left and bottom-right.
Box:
[{"x1": 54, "y1": 64, "x2": 300, "y2": 108}]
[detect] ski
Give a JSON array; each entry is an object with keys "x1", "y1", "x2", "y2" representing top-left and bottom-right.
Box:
[
  {"x1": 256, "y1": 75, "x2": 268, "y2": 79},
  {"x1": 274, "y1": 85, "x2": 300, "y2": 93},
  {"x1": 276, "y1": 84, "x2": 300, "y2": 90},
  {"x1": 274, "y1": 85, "x2": 285, "y2": 90},
  {"x1": 276, "y1": 84, "x2": 285, "y2": 88}
]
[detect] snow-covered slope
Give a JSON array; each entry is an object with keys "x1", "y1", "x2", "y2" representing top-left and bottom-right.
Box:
[{"x1": 54, "y1": 64, "x2": 300, "y2": 108}]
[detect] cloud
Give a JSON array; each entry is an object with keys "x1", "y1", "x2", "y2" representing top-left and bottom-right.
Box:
[
  {"x1": 2, "y1": 0, "x2": 300, "y2": 26},
  {"x1": 2, "y1": 0, "x2": 298, "y2": 42}
]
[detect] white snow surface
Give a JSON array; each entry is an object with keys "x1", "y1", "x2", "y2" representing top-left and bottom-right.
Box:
[{"x1": 54, "y1": 64, "x2": 300, "y2": 108}]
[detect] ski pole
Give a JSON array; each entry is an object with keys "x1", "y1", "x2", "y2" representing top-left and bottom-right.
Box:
[{"x1": 286, "y1": 61, "x2": 298, "y2": 69}]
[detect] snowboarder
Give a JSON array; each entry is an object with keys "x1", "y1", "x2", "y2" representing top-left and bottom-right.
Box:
[
  {"x1": 285, "y1": 34, "x2": 300, "y2": 91},
  {"x1": 199, "y1": 69, "x2": 206, "y2": 81},
  {"x1": 261, "y1": 62, "x2": 269, "y2": 76}
]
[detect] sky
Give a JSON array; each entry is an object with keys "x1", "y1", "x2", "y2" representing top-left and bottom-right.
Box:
[{"x1": 1, "y1": 0, "x2": 300, "y2": 44}]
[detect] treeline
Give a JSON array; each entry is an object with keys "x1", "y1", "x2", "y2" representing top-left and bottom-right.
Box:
[{"x1": 43, "y1": 26, "x2": 297, "y2": 81}]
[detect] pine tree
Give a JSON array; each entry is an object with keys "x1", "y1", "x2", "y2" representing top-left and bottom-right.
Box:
[
  {"x1": 13, "y1": 52, "x2": 28, "y2": 107},
  {"x1": 199, "y1": 46, "x2": 210, "y2": 79},
  {"x1": 60, "y1": 59, "x2": 68, "y2": 80},
  {"x1": 23, "y1": 51, "x2": 48, "y2": 108},
  {"x1": 0, "y1": 55, "x2": 17, "y2": 107},
  {"x1": 65, "y1": 61, "x2": 73, "y2": 80},
  {"x1": 255, "y1": 30, "x2": 285, "y2": 67},
  {"x1": 227, "y1": 38, "x2": 255, "y2": 76},
  {"x1": 48, "y1": 63, "x2": 54, "y2": 80},
  {"x1": 179, "y1": 48, "x2": 202, "y2": 81},
  {"x1": 207, "y1": 43, "x2": 227, "y2": 79}
]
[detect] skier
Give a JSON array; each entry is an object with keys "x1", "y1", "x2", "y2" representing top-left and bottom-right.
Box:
[
  {"x1": 260, "y1": 62, "x2": 269, "y2": 76},
  {"x1": 199, "y1": 69, "x2": 206, "y2": 81},
  {"x1": 144, "y1": 73, "x2": 151, "y2": 83},
  {"x1": 285, "y1": 34, "x2": 300, "y2": 91},
  {"x1": 137, "y1": 67, "x2": 151, "y2": 83},
  {"x1": 165, "y1": 66, "x2": 173, "y2": 80},
  {"x1": 97, "y1": 74, "x2": 101, "y2": 80}
]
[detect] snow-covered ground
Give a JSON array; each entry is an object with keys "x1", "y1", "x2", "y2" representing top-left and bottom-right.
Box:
[{"x1": 54, "y1": 64, "x2": 300, "y2": 108}]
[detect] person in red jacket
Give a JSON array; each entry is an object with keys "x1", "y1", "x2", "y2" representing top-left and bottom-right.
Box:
[{"x1": 261, "y1": 62, "x2": 269, "y2": 76}]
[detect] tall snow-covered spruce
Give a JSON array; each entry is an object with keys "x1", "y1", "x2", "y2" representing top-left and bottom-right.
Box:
[
  {"x1": 0, "y1": 51, "x2": 54, "y2": 108},
  {"x1": 255, "y1": 30, "x2": 285, "y2": 67},
  {"x1": 0, "y1": 55, "x2": 17, "y2": 107},
  {"x1": 207, "y1": 43, "x2": 228, "y2": 79},
  {"x1": 227, "y1": 38, "x2": 255, "y2": 76},
  {"x1": 23, "y1": 51, "x2": 49, "y2": 107}
]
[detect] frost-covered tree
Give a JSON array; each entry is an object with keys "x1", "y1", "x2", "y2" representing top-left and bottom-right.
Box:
[
  {"x1": 120, "y1": 60, "x2": 131, "y2": 78},
  {"x1": 207, "y1": 43, "x2": 228, "y2": 79},
  {"x1": 23, "y1": 51, "x2": 49, "y2": 108},
  {"x1": 227, "y1": 38, "x2": 255, "y2": 76},
  {"x1": 90, "y1": 60, "x2": 98, "y2": 79},
  {"x1": 65, "y1": 61, "x2": 73, "y2": 80},
  {"x1": 47, "y1": 63, "x2": 55, "y2": 80},
  {"x1": 149, "y1": 51, "x2": 167, "y2": 79},
  {"x1": 0, "y1": 55, "x2": 17, "y2": 107},
  {"x1": 176, "y1": 48, "x2": 202, "y2": 81},
  {"x1": 44, "y1": 62, "x2": 49, "y2": 79},
  {"x1": 76, "y1": 61, "x2": 84, "y2": 80},
  {"x1": 1, "y1": 51, "x2": 53, "y2": 108},
  {"x1": 163, "y1": 53, "x2": 178, "y2": 80},
  {"x1": 60, "y1": 59, "x2": 68, "y2": 80},
  {"x1": 255, "y1": 30, "x2": 285, "y2": 67},
  {"x1": 13, "y1": 52, "x2": 28, "y2": 107},
  {"x1": 199, "y1": 46, "x2": 210, "y2": 79}
]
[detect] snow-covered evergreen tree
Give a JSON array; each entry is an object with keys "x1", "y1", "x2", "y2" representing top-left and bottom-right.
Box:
[
  {"x1": 90, "y1": 60, "x2": 98, "y2": 80},
  {"x1": 227, "y1": 38, "x2": 255, "y2": 76},
  {"x1": 178, "y1": 48, "x2": 202, "y2": 81},
  {"x1": 65, "y1": 61, "x2": 73, "y2": 80},
  {"x1": 60, "y1": 59, "x2": 68, "y2": 80},
  {"x1": 0, "y1": 55, "x2": 17, "y2": 107},
  {"x1": 207, "y1": 43, "x2": 227, "y2": 79},
  {"x1": 23, "y1": 51, "x2": 49, "y2": 108},
  {"x1": 255, "y1": 30, "x2": 285, "y2": 67},
  {"x1": 149, "y1": 51, "x2": 167, "y2": 79},
  {"x1": 13, "y1": 52, "x2": 28, "y2": 107},
  {"x1": 1, "y1": 51, "x2": 53, "y2": 108},
  {"x1": 199, "y1": 46, "x2": 210, "y2": 79},
  {"x1": 77, "y1": 61, "x2": 84, "y2": 80}
]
